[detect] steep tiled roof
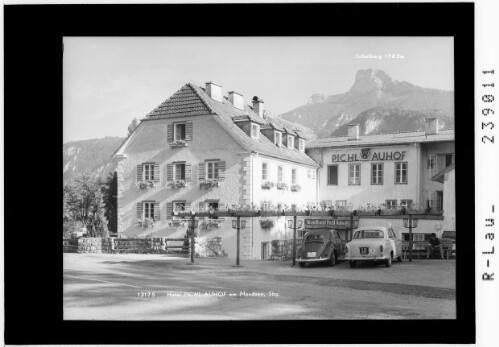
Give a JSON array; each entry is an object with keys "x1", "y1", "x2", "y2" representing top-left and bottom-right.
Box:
[
  {"x1": 143, "y1": 83, "x2": 319, "y2": 167},
  {"x1": 307, "y1": 130, "x2": 454, "y2": 149}
]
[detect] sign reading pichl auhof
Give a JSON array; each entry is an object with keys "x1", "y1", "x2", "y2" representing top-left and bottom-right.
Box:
[
  {"x1": 331, "y1": 148, "x2": 407, "y2": 163},
  {"x1": 304, "y1": 218, "x2": 359, "y2": 229}
]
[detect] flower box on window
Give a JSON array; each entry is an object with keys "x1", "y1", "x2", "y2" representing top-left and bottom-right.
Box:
[
  {"x1": 355, "y1": 210, "x2": 379, "y2": 216},
  {"x1": 260, "y1": 219, "x2": 274, "y2": 230},
  {"x1": 199, "y1": 179, "x2": 219, "y2": 190},
  {"x1": 261, "y1": 181, "x2": 275, "y2": 190},
  {"x1": 167, "y1": 219, "x2": 187, "y2": 228},
  {"x1": 136, "y1": 180, "x2": 155, "y2": 190},
  {"x1": 137, "y1": 218, "x2": 155, "y2": 229},
  {"x1": 310, "y1": 211, "x2": 330, "y2": 216},
  {"x1": 406, "y1": 208, "x2": 427, "y2": 215},
  {"x1": 380, "y1": 209, "x2": 402, "y2": 216},
  {"x1": 167, "y1": 180, "x2": 187, "y2": 189},
  {"x1": 169, "y1": 140, "x2": 188, "y2": 148},
  {"x1": 290, "y1": 184, "x2": 301, "y2": 192},
  {"x1": 276, "y1": 182, "x2": 288, "y2": 190},
  {"x1": 333, "y1": 210, "x2": 353, "y2": 217},
  {"x1": 200, "y1": 219, "x2": 223, "y2": 231}
]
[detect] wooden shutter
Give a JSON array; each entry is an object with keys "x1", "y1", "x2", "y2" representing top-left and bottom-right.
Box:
[
  {"x1": 166, "y1": 202, "x2": 173, "y2": 220},
  {"x1": 166, "y1": 163, "x2": 173, "y2": 181},
  {"x1": 137, "y1": 164, "x2": 143, "y2": 181},
  {"x1": 153, "y1": 164, "x2": 160, "y2": 182},
  {"x1": 153, "y1": 202, "x2": 160, "y2": 221},
  {"x1": 137, "y1": 202, "x2": 143, "y2": 219},
  {"x1": 185, "y1": 121, "x2": 193, "y2": 141},
  {"x1": 198, "y1": 162, "x2": 206, "y2": 180},
  {"x1": 218, "y1": 161, "x2": 226, "y2": 180},
  {"x1": 167, "y1": 124, "x2": 173, "y2": 143},
  {"x1": 185, "y1": 163, "x2": 192, "y2": 181},
  {"x1": 184, "y1": 202, "x2": 191, "y2": 212}
]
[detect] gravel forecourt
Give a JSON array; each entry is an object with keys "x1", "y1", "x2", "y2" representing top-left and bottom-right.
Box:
[{"x1": 63, "y1": 253, "x2": 456, "y2": 320}]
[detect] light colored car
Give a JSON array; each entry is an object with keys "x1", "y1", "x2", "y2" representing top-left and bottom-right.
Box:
[{"x1": 345, "y1": 226, "x2": 402, "y2": 268}]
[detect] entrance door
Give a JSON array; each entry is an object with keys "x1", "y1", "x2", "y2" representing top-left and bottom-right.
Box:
[{"x1": 261, "y1": 242, "x2": 270, "y2": 260}]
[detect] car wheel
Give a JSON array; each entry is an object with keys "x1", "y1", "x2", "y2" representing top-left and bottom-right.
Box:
[
  {"x1": 385, "y1": 254, "x2": 392, "y2": 267},
  {"x1": 298, "y1": 262, "x2": 305, "y2": 268},
  {"x1": 397, "y1": 255, "x2": 402, "y2": 262},
  {"x1": 349, "y1": 260, "x2": 356, "y2": 268},
  {"x1": 330, "y1": 252, "x2": 336, "y2": 267}
]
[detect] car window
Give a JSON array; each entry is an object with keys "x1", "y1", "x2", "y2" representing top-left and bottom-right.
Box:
[
  {"x1": 353, "y1": 230, "x2": 384, "y2": 239},
  {"x1": 389, "y1": 228, "x2": 396, "y2": 238},
  {"x1": 306, "y1": 234, "x2": 327, "y2": 242}
]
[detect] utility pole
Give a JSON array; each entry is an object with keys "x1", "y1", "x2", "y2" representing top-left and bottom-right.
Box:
[
  {"x1": 236, "y1": 215, "x2": 241, "y2": 266},
  {"x1": 292, "y1": 215, "x2": 297, "y2": 266}
]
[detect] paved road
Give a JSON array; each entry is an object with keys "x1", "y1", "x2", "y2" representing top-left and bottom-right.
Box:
[{"x1": 63, "y1": 253, "x2": 456, "y2": 320}]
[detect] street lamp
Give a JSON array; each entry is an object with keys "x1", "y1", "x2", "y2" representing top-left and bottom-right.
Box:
[
  {"x1": 231, "y1": 217, "x2": 246, "y2": 266},
  {"x1": 287, "y1": 218, "x2": 303, "y2": 266},
  {"x1": 403, "y1": 215, "x2": 419, "y2": 262}
]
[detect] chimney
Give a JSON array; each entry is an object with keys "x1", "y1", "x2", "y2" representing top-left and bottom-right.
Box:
[
  {"x1": 205, "y1": 82, "x2": 223, "y2": 102},
  {"x1": 425, "y1": 118, "x2": 439, "y2": 135},
  {"x1": 228, "y1": 91, "x2": 244, "y2": 110},
  {"x1": 252, "y1": 96, "x2": 264, "y2": 118},
  {"x1": 347, "y1": 124, "x2": 360, "y2": 140}
]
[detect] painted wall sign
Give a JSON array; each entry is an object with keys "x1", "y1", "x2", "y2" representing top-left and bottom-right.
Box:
[
  {"x1": 331, "y1": 148, "x2": 407, "y2": 162},
  {"x1": 304, "y1": 218, "x2": 359, "y2": 229}
]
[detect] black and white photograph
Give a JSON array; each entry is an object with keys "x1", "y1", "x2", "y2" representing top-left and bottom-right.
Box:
[
  {"x1": 4, "y1": 1, "x2": 488, "y2": 345},
  {"x1": 63, "y1": 36, "x2": 457, "y2": 320}
]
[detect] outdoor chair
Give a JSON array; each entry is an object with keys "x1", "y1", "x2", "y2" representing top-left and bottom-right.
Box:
[{"x1": 440, "y1": 239, "x2": 455, "y2": 259}]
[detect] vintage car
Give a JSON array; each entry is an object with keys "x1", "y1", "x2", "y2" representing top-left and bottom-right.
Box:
[
  {"x1": 345, "y1": 226, "x2": 402, "y2": 268},
  {"x1": 297, "y1": 228, "x2": 346, "y2": 267}
]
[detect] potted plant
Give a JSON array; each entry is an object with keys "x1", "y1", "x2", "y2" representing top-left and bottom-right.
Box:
[
  {"x1": 356, "y1": 203, "x2": 380, "y2": 216},
  {"x1": 136, "y1": 180, "x2": 155, "y2": 190},
  {"x1": 169, "y1": 139, "x2": 188, "y2": 148},
  {"x1": 405, "y1": 204, "x2": 427, "y2": 215},
  {"x1": 167, "y1": 180, "x2": 187, "y2": 189},
  {"x1": 276, "y1": 182, "x2": 288, "y2": 190},
  {"x1": 332, "y1": 203, "x2": 353, "y2": 217},
  {"x1": 137, "y1": 217, "x2": 155, "y2": 229},
  {"x1": 199, "y1": 179, "x2": 219, "y2": 190},
  {"x1": 261, "y1": 181, "x2": 275, "y2": 190},
  {"x1": 290, "y1": 184, "x2": 301, "y2": 192},
  {"x1": 260, "y1": 219, "x2": 274, "y2": 230}
]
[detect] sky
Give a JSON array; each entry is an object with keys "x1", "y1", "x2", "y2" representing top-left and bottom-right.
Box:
[{"x1": 63, "y1": 37, "x2": 454, "y2": 143}]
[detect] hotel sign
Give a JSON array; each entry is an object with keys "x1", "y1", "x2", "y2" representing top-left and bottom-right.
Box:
[
  {"x1": 304, "y1": 218, "x2": 359, "y2": 229},
  {"x1": 331, "y1": 148, "x2": 406, "y2": 162}
]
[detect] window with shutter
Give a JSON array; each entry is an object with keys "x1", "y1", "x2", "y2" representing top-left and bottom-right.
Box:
[
  {"x1": 174, "y1": 163, "x2": 186, "y2": 180},
  {"x1": 137, "y1": 202, "x2": 143, "y2": 219},
  {"x1": 143, "y1": 163, "x2": 155, "y2": 181},
  {"x1": 166, "y1": 163, "x2": 173, "y2": 181},
  {"x1": 218, "y1": 161, "x2": 226, "y2": 180},
  {"x1": 137, "y1": 164, "x2": 143, "y2": 181},
  {"x1": 198, "y1": 201, "x2": 206, "y2": 211},
  {"x1": 143, "y1": 202, "x2": 155, "y2": 219},
  {"x1": 153, "y1": 164, "x2": 160, "y2": 182},
  {"x1": 167, "y1": 124, "x2": 174, "y2": 143},
  {"x1": 153, "y1": 202, "x2": 160, "y2": 221},
  {"x1": 166, "y1": 202, "x2": 173, "y2": 220},
  {"x1": 185, "y1": 163, "x2": 192, "y2": 181},
  {"x1": 198, "y1": 162, "x2": 206, "y2": 180},
  {"x1": 206, "y1": 161, "x2": 219, "y2": 180},
  {"x1": 174, "y1": 123, "x2": 186, "y2": 141},
  {"x1": 185, "y1": 121, "x2": 193, "y2": 141}
]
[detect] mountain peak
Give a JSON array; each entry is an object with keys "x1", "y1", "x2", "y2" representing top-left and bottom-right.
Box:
[{"x1": 350, "y1": 69, "x2": 397, "y2": 94}]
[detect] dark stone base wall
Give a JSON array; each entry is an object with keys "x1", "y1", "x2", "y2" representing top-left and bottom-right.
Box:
[{"x1": 270, "y1": 239, "x2": 303, "y2": 260}]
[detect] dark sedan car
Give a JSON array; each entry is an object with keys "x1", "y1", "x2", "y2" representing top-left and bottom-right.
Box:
[{"x1": 297, "y1": 228, "x2": 346, "y2": 267}]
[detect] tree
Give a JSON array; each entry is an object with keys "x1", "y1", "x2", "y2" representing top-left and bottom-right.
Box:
[
  {"x1": 63, "y1": 174, "x2": 109, "y2": 237},
  {"x1": 127, "y1": 117, "x2": 139, "y2": 137},
  {"x1": 102, "y1": 171, "x2": 118, "y2": 234}
]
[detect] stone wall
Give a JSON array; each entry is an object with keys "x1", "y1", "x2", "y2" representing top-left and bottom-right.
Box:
[
  {"x1": 270, "y1": 239, "x2": 303, "y2": 260},
  {"x1": 195, "y1": 237, "x2": 227, "y2": 257},
  {"x1": 78, "y1": 237, "x2": 114, "y2": 253},
  {"x1": 63, "y1": 238, "x2": 79, "y2": 253}
]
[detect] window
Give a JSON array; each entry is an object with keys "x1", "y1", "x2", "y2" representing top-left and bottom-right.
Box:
[
  {"x1": 262, "y1": 163, "x2": 268, "y2": 180},
  {"x1": 428, "y1": 155, "x2": 437, "y2": 177},
  {"x1": 291, "y1": 168, "x2": 297, "y2": 185},
  {"x1": 400, "y1": 199, "x2": 413, "y2": 209},
  {"x1": 206, "y1": 161, "x2": 219, "y2": 180},
  {"x1": 261, "y1": 202, "x2": 270, "y2": 211},
  {"x1": 299, "y1": 139, "x2": 305, "y2": 152},
  {"x1": 251, "y1": 123, "x2": 260, "y2": 138},
  {"x1": 143, "y1": 202, "x2": 155, "y2": 219},
  {"x1": 445, "y1": 154, "x2": 454, "y2": 167},
  {"x1": 395, "y1": 162, "x2": 408, "y2": 184},
  {"x1": 274, "y1": 131, "x2": 282, "y2": 147},
  {"x1": 287, "y1": 135, "x2": 294, "y2": 149},
  {"x1": 348, "y1": 164, "x2": 361, "y2": 185},
  {"x1": 388, "y1": 228, "x2": 396, "y2": 239},
  {"x1": 174, "y1": 123, "x2": 186, "y2": 141},
  {"x1": 385, "y1": 200, "x2": 397, "y2": 210},
  {"x1": 277, "y1": 166, "x2": 283, "y2": 183},
  {"x1": 174, "y1": 163, "x2": 186, "y2": 180},
  {"x1": 143, "y1": 164, "x2": 155, "y2": 181},
  {"x1": 173, "y1": 201, "x2": 186, "y2": 213},
  {"x1": 327, "y1": 165, "x2": 338, "y2": 185},
  {"x1": 371, "y1": 163, "x2": 383, "y2": 185}
]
